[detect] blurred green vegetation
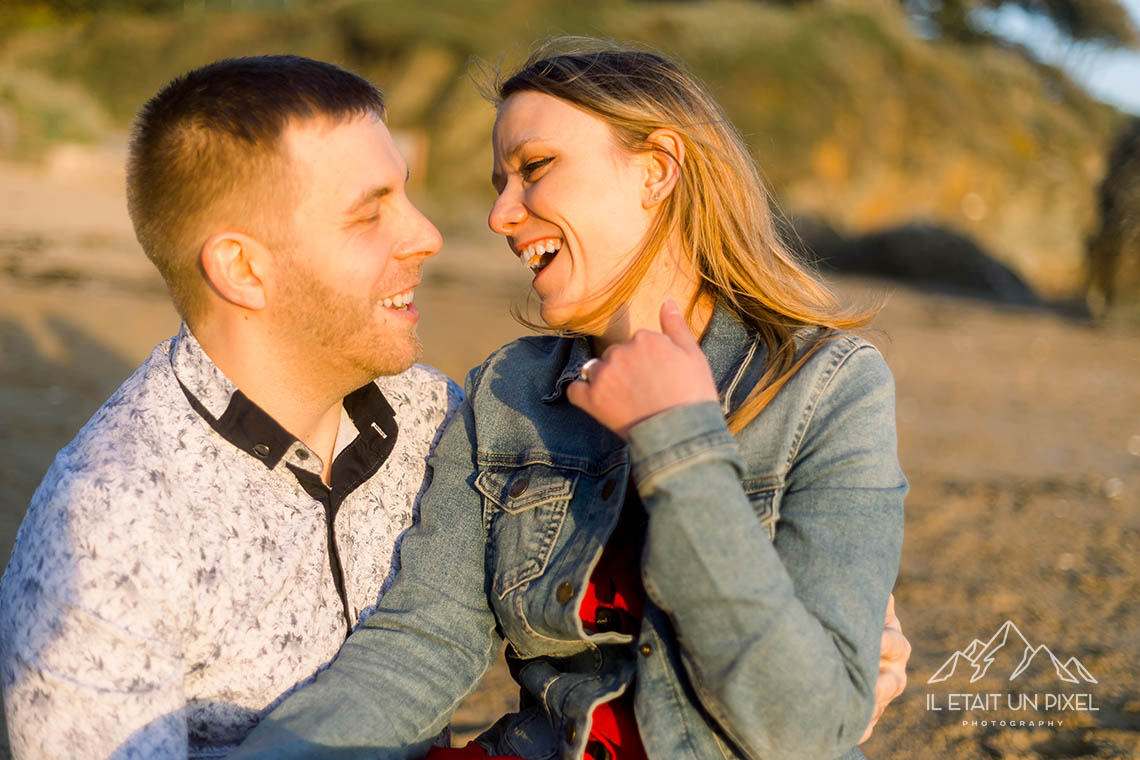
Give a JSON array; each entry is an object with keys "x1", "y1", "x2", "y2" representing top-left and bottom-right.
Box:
[{"x1": 0, "y1": 0, "x2": 1124, "y2": 293}]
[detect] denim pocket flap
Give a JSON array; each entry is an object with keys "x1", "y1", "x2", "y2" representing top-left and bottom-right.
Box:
[
  {"x1": 743, "y1": 482, "x2": 780, "y2": 541},
  {"x1": 476, "y1": 465, "x2": 577, "y2": 514}
]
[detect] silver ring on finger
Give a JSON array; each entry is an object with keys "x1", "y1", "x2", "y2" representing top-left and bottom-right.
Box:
[{"x1": 578, "y1": 357, "x2": 600, "y2": 383}]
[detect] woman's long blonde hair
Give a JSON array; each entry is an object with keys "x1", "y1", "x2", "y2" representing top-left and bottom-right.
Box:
[{"x1": 490, "y1": 38, "x2": 875, "y2": 433}]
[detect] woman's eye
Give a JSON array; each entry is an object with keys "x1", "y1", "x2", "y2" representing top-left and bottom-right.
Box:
[{"x1": 521, "y1": 157, "x2": 553, "y2": 179}]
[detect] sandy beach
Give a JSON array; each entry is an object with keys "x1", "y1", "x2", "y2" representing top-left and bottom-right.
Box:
[{"x1": 1, "y1": 153, "x2": 1137, "y2": 759}]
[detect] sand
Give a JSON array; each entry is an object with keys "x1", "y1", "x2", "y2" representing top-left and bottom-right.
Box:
[{"x1": 0, "y1": 155, "x2": 1137, "y2": 759}]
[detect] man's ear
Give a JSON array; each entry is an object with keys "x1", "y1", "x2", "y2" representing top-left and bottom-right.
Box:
[
  {"x1": 642, "y1": 128, "x2": 685, "y2": 209},
  {"x1": 200, "y1": 232, "x2": 269, "y2": 311}
]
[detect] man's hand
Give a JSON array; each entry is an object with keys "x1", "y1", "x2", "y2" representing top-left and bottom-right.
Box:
[{"x1": 860, "y1": 593, "x2": 910, "y2": 744}]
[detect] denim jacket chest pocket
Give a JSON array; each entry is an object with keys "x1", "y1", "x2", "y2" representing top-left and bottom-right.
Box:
[
  {"x1": 475, "y1": 463, "x2": 578, "y2": 600},
  {"x1": 741, "y1": 477, "x2": 783, "y2": 542}
]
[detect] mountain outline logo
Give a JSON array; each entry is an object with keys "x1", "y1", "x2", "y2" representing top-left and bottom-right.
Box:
[{"x1": 928, "y1": 620, "x2": 1097, "y2": 685}]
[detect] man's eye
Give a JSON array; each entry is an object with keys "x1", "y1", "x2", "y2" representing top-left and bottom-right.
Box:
[{"x1": 521, "y1": 157, "x2": 553, "y2": 179}]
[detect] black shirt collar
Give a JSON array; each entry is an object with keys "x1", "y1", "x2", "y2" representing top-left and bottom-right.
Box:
[{"x1": 170, "y1": 323, "x2": 399, "y2": 497}]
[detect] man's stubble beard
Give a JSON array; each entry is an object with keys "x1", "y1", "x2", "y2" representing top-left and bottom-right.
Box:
[{"x1": 273, "y1": 252, "x2": 421, "y2": 384}]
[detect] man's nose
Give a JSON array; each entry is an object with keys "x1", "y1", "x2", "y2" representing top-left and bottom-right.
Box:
[{"x1": 399, "y1": 201, "x2": 443, "y2": 260}]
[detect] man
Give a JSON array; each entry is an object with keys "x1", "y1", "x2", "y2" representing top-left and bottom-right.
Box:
[
  {"x1": 1, "y1": 55, "x2": 907, "y2": 759},
  {"x1": 0, "y1": 56, "x2": 458, "y2": 758}
]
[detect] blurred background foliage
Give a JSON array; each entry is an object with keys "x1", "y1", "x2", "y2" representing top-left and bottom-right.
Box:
[{"x1": 0, "y1": 0, "x2": 1135, "y2": 312}]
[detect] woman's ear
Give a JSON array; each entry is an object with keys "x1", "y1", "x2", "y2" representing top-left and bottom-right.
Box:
[
  {"x1": 200, "y1": 232, "x2": 269, "y2": 311},
  {"x1": 643, "y1": 128, "x2": 685, "y2": 208}
]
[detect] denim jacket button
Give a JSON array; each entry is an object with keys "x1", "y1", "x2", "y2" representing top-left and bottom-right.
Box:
[
  {"x1": 639, "y1": 643, "x2": 653, "y2": 657},
  {"x1": 565, "y1": 720, "x2": 577, "y2": 744},
  {"x1": 508, "y1": 477, "x2": 529, "y2": 498},
  {"x1": 556, "y1": 581, "x2": 574, "y2": 605}
]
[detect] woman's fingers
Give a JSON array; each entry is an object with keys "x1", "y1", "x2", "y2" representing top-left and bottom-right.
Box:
[
  {"x1": 658, "y1": 299, "x2": 700, "y2": 352},
  {"x1": 566, "y1": 301, "x2": 718, "y2": 438}
]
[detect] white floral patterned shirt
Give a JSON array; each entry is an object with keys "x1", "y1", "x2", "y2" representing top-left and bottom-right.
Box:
[{"x1": 0, "y1": 323, "x2": 462, "y2": 759}]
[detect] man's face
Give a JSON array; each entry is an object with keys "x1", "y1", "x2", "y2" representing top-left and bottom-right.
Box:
[{"x1": 270, "y1": 113, "x2": 442, "y2": 381}]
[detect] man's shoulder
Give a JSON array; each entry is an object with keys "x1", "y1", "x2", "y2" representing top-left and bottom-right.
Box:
[
  {"x1": 24, "y1": 337, "x2": 203, "y2": 535},
  {"x1": 373, "y1": 363, "x2": 463, "y2": 419},
  {"x1": 54, "y1": 338, "x2": 190, "y2": 474}
]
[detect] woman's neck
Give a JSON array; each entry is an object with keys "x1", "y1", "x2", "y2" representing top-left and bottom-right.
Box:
[{"x1": 588, "y1": 248, "x2": 714, "y2": 354}]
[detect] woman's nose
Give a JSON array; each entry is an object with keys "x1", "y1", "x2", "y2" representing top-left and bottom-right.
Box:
[{"x1": 488, "y1": 190, "x2": 527, "y2": 236}]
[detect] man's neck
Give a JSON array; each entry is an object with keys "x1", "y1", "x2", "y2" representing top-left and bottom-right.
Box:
[{"x1": 191, "y1": 317, "x2": 351, "y2": 484}]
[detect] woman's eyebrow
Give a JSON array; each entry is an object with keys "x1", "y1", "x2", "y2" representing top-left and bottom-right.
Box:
[{"x1": 491, "y1": 138, "x2": 545, "y2": 189}]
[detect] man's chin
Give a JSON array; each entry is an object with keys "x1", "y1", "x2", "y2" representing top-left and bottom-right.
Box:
[{"x1": 363, "y1": 335, "x2": 422, "y2": 380}]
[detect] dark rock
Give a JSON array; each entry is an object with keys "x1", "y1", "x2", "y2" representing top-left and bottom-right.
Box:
[{"x1": 781, "y1": 216, "x2": 1040, "y2": 306}]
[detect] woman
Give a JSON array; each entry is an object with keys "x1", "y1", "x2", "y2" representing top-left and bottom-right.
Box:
[{"x1": 235, "y1": 39, "x2": 906, "y2": 760}]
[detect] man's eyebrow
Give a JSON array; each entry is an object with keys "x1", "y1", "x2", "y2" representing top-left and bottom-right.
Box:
[
  {"x1": 344, "y1": 186, "x2": 390, "y2": 217},
  {"x1": 344, "y1": 168, "x2": 410, "y2": 217}
]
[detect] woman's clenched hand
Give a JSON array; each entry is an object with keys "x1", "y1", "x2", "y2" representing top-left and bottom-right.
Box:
[{"x1": 567, "y1": 300, "x2": 719, "y2": 439}]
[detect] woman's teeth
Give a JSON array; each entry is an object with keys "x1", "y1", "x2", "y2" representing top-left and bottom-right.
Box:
[
  {"x1": 380, "y1": 288, "x2": 414, "y2": 310},
  {"x1": 519, "y1": 239, "x2": 562, "y2": 273}
]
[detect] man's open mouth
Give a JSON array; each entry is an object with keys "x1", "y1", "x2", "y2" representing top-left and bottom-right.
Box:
[{"x1": 378, "y1": 288, "x2": 414, "y2": 311}]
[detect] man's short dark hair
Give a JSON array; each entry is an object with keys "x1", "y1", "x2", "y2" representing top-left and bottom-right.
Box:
[{"x1": 126, "y1": 55, "x2": 386, "y2": 324}]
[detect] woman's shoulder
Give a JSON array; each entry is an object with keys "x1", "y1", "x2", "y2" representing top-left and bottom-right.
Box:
[
  {"x1": 466, "y1": 334, "x2": 576, "y2": 391},
  {"x1": 788, "y1": 330, "x2": 891, "y2": 396},
  {"x1": 733, "y1": 330, "x2": 895, "y2": 455}
]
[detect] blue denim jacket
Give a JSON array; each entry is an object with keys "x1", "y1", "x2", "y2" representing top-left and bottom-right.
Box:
[{"x1": 233, "y1": 305, "x2": 906, "y2": 760}]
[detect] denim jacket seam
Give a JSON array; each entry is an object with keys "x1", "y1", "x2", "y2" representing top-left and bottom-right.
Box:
[
  {"x1": 783, "y1": 336, "x2": 870, "y2": 471},
  {"x1": 476, "y1": 451, "x2": 626, "y2": 477},
  {"x1": 633, "y1": 436, "x2": 739, "y2": 493},
  {"x1": 476, "y1": 476, "x2": 574, "y2": 512},
  {"x1": 675, "y1": 637, "x2": 779, "y2": 760},
  {"x1": 467, "y1": 360, "x2": 489, "y2": 396},
  {"x1": 639, "y1": 616, "x2": 704, "y2": 760}
]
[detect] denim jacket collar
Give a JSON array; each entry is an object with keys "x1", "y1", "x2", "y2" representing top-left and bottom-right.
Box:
[{"x1": 540, "y1": 302, "x2": 759, "y2": 410}]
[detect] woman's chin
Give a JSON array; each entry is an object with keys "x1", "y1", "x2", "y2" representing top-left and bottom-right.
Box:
[
  {"x1": 538, "y1": 302, "x2": 569, "y2": 328},
  {"x1": 537, "y1": 298, "x2": 584, "y2": 330}
]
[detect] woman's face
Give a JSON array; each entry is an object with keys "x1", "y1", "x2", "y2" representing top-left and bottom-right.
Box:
[{"x1": 489, "y1": 91, "x2": 658, "y2": 327}]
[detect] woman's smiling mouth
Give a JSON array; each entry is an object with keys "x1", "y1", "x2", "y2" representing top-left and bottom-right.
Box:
[{"x1": 517, "y1": 238, "x2": 563, "y2": 273}]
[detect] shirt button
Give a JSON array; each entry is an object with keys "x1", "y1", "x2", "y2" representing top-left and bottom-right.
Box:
[
  {"x1": 509, "y1": 477, "x2": 529, "y2": 498},
  {"x1": 639, "y1": 643, "x2": 653, "y2": 657},
  {"x1": 556, "y1": 581, "x2": 574, "y2": 605},
  {"x1": 295, "y1": 449, "x2": 309, "y2": 460},
  {"x1": 564, "y1": 719, "x2": 577, "y2": 744},
  {"x1": 252, "y1": 443, "x2": 270, "y2": 458},
  {"x1": 601, "y1": 478, "x2": 617, "y2": 500}
]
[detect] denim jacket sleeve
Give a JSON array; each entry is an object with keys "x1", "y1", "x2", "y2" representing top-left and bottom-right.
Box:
[
  {"x1": 626, "y1": 340, "x2": 906, "y2": 760},
  {"x1": 231, "y1": 369, "x2": 503, "y2": 759}
]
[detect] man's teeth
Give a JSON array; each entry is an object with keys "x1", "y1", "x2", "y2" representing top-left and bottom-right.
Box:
[
  {"x1": 380, "y1": 288, "x2": 414, "y2": 310},
  {"x1": 518, "y1": 239, "x2": 563, "y2": 272}
]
